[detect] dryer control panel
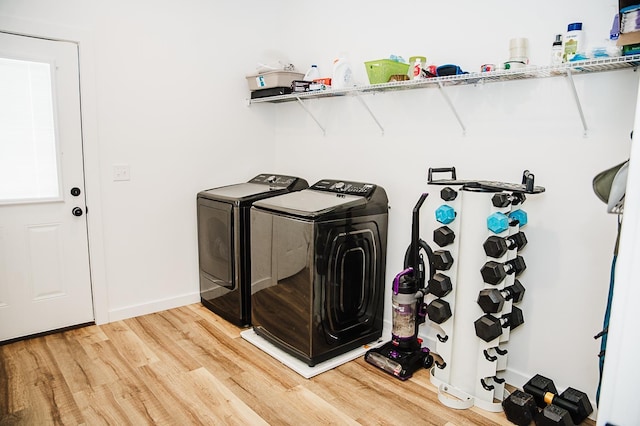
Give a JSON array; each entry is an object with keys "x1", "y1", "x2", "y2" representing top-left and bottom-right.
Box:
[
  {"x1": 311, "y1": 179, "x2": 377, "y2": 197},
  {"x1": 250, "y1": 174, "x2": 304, "y2": 189}
]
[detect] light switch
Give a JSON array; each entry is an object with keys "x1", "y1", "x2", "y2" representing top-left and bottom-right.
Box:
[{"x1": 113, "y1": 164, "x2": 131, "y2": 181}]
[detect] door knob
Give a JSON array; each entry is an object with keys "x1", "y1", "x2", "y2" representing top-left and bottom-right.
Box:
[
  {"x1": 71, "y1": 187, "x2": 81, "y2": 196},
  {"x1": 72, "y1": 207, "x2": 84, "y2": 217}
]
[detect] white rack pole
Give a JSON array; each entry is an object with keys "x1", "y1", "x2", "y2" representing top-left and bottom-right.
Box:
[
  {"x1": 566, "y1": 69, "x2": 588, "y2": 136},
  {"x1": 437, "y1": 81, "x2": 467, "y2": 135},
  {"x1": 354, "y1": 94, "x2": 384, "y2": 135},
  {"x1": 295, "y1": 97, "x2": 326, "y2": 135}
]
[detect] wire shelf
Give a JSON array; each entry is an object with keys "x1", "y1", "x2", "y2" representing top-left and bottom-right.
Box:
[{"x1": 248, "y1": 55, "x2": 640, "y2": 104}]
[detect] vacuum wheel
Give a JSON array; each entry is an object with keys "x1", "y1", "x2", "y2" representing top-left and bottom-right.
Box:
[{"x1": 423, "y1": 354, "x2": 434, "y2": 369}]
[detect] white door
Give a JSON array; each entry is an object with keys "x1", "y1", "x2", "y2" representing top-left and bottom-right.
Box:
[{"x1": 0, "y1": 32, "x2": 93, "y2": 341}]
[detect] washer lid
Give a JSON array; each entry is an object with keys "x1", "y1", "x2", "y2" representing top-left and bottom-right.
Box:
[
  {"x1": 252, "y1": 189, "x2": 367, "y2": 218},
  {"x1": 198, "y1": 183, "x2": 286, "y2": 202}
]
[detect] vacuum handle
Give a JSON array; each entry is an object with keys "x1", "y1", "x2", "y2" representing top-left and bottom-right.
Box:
[
  {"x1": 393, "y1": 267, "x2": 414, "y2": 295},
  {"x1": 413, "y1": 193, "x2": 428, "y2": 213},
  {"x1": 411, "y1": 193, "x2": 428, "y2": 272},
  {"x1": 428, "y1": 167, "x2": 457, "y2": 183}
]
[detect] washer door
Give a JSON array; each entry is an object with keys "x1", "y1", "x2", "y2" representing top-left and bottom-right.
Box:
[{"x1": 320, "y1": 223, "x2": 383, "y2": 343}]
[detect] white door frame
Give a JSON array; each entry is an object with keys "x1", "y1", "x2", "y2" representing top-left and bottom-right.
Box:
[{"x1": 0, "y1": 15, "x2": 108, "y2": 324}]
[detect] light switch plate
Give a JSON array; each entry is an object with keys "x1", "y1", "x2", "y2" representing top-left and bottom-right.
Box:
[{"x1": 113, "y1": 164, "x2": 131, "y2": 181}]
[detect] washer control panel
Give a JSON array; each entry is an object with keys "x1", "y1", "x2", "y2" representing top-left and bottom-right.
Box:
[
  {"x1": 250, "y1": 174, "x2": 301, "y2": 188},
  {"x1": 311, "y1": 179, "x2": 376, "y2": 197}
]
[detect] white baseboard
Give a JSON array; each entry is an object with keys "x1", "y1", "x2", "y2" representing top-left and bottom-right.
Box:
[{"x1": 106, "y1": 291, "x2": 200, "y2": 323}]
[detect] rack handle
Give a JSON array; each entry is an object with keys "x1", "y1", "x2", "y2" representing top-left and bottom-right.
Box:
[{"x1": 428, "y1": 167, "x2": 457, "y2": 183}]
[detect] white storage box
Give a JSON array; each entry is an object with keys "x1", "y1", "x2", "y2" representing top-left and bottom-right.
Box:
[{"x1": 246, "y1": 70, "x2": 304, "y2": 91}]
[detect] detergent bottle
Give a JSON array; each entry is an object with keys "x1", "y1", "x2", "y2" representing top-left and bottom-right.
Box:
[{"x1": 332, "y1": 57, "x2": 353, "y2": 89}]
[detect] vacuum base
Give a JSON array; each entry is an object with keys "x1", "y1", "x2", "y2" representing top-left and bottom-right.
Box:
[{"x1": 365, "y1": 341, "x2": 433, "y2": 380}]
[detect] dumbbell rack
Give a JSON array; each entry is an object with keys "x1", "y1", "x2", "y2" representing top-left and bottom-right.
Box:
[{"x1": 425, "y1": 168, "x2": 544, "y2": 413}]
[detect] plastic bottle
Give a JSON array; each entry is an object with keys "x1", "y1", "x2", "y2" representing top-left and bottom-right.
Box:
[
  {"x1": 550, "y1": 34, "x2": 563, "y2": 65},
  {"x1": 407, "y1": 56, "x2": 426, "y2": 80},
  {"x1": 332, "y1": 57, "x2": 353, "y2": 89},
  {"x1": 303, "y1": 65, "x2": 320, "y2": 82},
  {"x1": 563, "y1": 22, "x2": 585, "y2": 62}
]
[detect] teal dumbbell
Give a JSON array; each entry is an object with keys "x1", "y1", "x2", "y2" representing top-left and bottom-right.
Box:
[
  {"x1": 509, "y1": 209, "x2": 528, "y2": 227},
  {"x1": 435, "y1": 205, "x2": 456, "y2": 224},
  {"x1": 487, "y1": 212, "x2": 509, "y2": 234}
]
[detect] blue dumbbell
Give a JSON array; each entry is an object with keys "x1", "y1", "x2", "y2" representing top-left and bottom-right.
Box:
[
  {"x1": 487, "y1": 212, "x2": 509, "y2": 234},
  {"x1": 509, "y1": 209, "x2": 528, "y2": 227},
  {"x1": 435, "y1": 205, "x2": 456, "y2": 224}
]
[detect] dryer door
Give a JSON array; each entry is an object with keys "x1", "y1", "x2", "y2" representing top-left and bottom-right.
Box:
[{"x1": 198, "y1": 198, "x2": 234, "y2": 292}]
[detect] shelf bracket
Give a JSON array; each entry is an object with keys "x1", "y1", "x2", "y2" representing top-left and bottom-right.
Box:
[
  {"x1": 295, "y1": 96, "x2": 326, "y2": 135},
  {"x1": 566, "y1": 69, "x2": 588, "y2": 136},
  {"x1": 438, "y1": 81, "x2": 466, "y2": 135},
  {"x1": 354, "y1": 94, "x2": 384, "y2": 135}
]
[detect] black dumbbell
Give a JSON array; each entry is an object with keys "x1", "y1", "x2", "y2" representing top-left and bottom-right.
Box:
[
  {"x1": 474, "y1": 306, "x2": 524, "y2": 342},
  {"x1": 523, "y1": 374, "x2": 593, "y2": 425},
  {"x1": 434, "y1": 226, "x2": 455, "y2": 247},
  {"x1": 440, "y1": 186, "x2": 457, "y2": 201},
  {"x1": 502, "y1": 389, "x2": 538, "y2": 426},
  {"x1": 480, "y1": 256, "x2": 526, "y2": 285},
  {"x1": 477, "y1": 280, "x2": 525, "y2": 313},
  {"x1": 492, "y1": 192, "x2": 526, "y2": 208},
  {"x1": 427, "y1": 273, "x2": 452, "y2": 297},
  {"x1": 537, "y1": 404, "x2": 574, "y2": 426},
  {"x1": 433, "y1": 250, "x2": 454, "y2": 271},
  {"x1": 426, "y1": 298, "x2": 451, "y2": 324},
  {"x1": 483, "y1": 232, "x2": 528, "y2": 258}
]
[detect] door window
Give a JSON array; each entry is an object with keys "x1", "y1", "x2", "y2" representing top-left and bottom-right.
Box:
[{"x1": 0, "y1": 57, "x2": 60, "y2": 203}]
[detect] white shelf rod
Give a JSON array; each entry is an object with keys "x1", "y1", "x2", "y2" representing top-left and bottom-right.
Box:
[
  {"x1": 354, "y1": 94, "x2": 385, "y2": 135},
  {"x1": 438, "y1": 81, "x2": 467, "y2": 135},
  {"x1": 566, "y1": 69, "x2": 588, "y2": 136},
  {"x1": 295, "y1": 96, "x2": 326, "y2": 135}
]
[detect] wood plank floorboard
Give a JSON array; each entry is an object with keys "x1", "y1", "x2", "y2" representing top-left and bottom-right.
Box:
[{"x1": 0, "y1": 303, "x2": 584, "y2": 425}]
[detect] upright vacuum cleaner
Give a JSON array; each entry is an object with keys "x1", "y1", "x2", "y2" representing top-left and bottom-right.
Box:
[{"x1": 365, "y1": 193, "x2": 443, "y2": 380}]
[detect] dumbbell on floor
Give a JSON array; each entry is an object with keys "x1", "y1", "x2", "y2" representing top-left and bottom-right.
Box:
[
  {"x1": 523, "y1": 374, "x2": 593, "y2": 425},
  {"x1": 483, "y1": 232, "x2": 528, "y2": 258},
  {"x1": 480, "y1": 256, "x2": 526, "y2": 285},
  {"x1": 474, "y1": 306, "x2": 524, "y2": 342},
  {"x1": 477, "y1": 280, "x2": 525, "y2": 313},
  {"x1": 503, "y1": 374, "x2": 594, "y2": 425},
  {"x1": 502, "y1": 389, "x2": 538, "y2": 425}
]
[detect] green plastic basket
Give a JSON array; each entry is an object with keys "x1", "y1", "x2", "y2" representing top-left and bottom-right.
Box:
[{"x1": 365, "y1": 59, "x2": 410, "y2": 84}]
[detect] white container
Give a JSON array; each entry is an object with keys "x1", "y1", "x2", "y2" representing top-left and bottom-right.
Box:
[
  {"x1": 563, "y1": 22, "x2": 585, "y2": 62},
  {"x1": 303, "y1": 65, "x2": 320, "y2": 82},
  {"x1": 408, "y1": 56, "x2": 426, "y2": 80},
  {"x1": 332, "y1": 57, "x2": 353, "y2": 89},
  {"x1": 245, "y1": 70, "x2": 304, "y2": 91},
  {"x1": 509, "y1": 38, "x2": 529, "y2": 64}
]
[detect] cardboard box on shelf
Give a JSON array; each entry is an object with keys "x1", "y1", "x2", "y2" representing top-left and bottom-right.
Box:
[{"x1": 617, "y1": 30, "x2": 640, "y2": 46}]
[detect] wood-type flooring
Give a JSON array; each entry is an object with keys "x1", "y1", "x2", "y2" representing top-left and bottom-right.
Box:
[{"x1": 0, "y1": 303, "x2": 535, "y2": 425}]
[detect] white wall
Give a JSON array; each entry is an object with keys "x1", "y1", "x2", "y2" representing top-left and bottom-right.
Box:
[
  {"x1": 1, "y1": 0, "x2": 636, "y2": 419},
  {"x1": 0, "y1": 0, "x2": 285, "y2": 320},
  {"x1": 269, "y1": 0, "x2": 636, "y2": 412}
]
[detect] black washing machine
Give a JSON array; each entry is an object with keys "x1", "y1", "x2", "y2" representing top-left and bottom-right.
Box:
[
  {"x1": 197, "y1": 174, "x2": 308, "y2": 327},
  {"x1": 250, "y1": 179, "x2": 388, "y2": 366}
]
